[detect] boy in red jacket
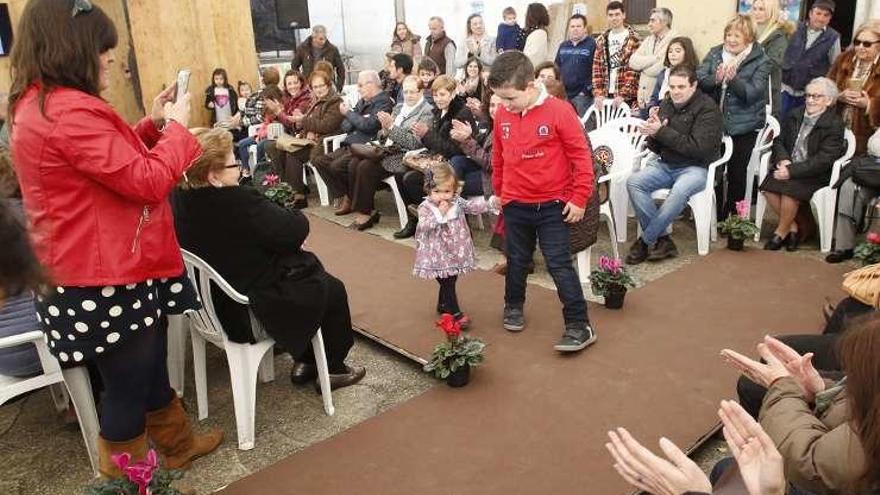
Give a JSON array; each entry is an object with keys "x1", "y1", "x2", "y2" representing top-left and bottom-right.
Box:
[{"x1": 488, "y1": 51, "x2": 596, "y2": 353}]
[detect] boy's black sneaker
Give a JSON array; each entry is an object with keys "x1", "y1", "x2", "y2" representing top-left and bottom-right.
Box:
[
  {"x1": 647, "y1": 235, "x2": 678, "y2": 262},
  {"x1": 554, "y1": 322, "x2": 597, "y2": 352},
  {"x1": 503, "y1": 305, "x2": 525, "y2": 332},
  {"x1": 625, "y1": 238, "x2": 650, "y2": 265}
]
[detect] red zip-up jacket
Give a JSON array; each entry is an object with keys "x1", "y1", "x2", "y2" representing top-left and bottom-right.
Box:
[
  {"x1": 491, "y1": 91, "x2": 594, "y2": 208},
  {"x1": 11, "y1": 85, "x2": 202, "y2": 287}
]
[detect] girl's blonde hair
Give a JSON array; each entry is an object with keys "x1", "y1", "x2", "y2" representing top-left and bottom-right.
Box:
[
  {"x1": 179, "y1": 128, "x2": 234, "y2": 189},
  {"x1": 432, "y1": 75, "x2": 458, "y2": 93},
  {"x1": 423, "y1": 161, "x2": 462, "y2": 194},
  {"x1": 724, "y1": 14, "x2": 757, "y2": 44}
]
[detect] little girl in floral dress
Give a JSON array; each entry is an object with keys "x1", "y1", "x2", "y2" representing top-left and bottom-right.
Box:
[{"x1": 413, "y1": 162, "x2": 491, "y2": 329}]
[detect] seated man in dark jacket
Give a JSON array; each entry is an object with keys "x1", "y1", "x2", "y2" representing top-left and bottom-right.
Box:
[
  {"x1": 625, "y1": 65, "x2": 724, "y2": 264},
  {"x1": 312, "y1": 70, "x2": 394, "y2": 214},
  {"x1": 172, "y1": 128, "x2": 365, "y2": 390}
]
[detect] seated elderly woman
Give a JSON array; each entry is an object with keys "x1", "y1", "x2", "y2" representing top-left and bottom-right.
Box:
[
  {"x1": 759, "y1": 77, "x2": 845, "y2": 252},
  {"x1": 346, "y1": 75, "x2": 433, "y2": 230},
  {"x1": 721, "y1": 313, "x2": 880, "y2": 495},
  {"x1": 264, "y1": 70, "x2": 345, "y2": 209},
  {"x1": 172, "y1": 128, "x2": 365, "y2": 389}
]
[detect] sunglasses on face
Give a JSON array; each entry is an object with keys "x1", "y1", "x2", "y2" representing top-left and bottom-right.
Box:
[{"x1": 854, "y1": 39, "x2": 880, "y2": 48}]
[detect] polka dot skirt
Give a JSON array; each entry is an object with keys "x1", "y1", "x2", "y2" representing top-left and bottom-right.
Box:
[{"x1": 33, "y1": 274, "x2": 200, "y2": 364}]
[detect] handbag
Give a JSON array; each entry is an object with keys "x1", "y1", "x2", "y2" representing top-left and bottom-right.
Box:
[
  {"x1": 275, "y1": 134, "x2": 315, "y2": 153},
  {"x1": 591, "y1": 142, "x2": 613, "y2": 204},
  {"x1": 848, "y1": 156, "x2": 880, "y2": 190},
  {"x1": 842, "y1": 263, "x2": 880, "y2": 308},
  {"x1": 350, "y1": 142, "x2": 394, "y2": 160},
  {"x1": 569, "y1": 163, "x2": 602, "y2": 253}
]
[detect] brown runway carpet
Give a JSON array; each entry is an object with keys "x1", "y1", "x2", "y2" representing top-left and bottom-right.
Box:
[{"x1": 219, "y1": 217, "x2": 846, "y2": 495}]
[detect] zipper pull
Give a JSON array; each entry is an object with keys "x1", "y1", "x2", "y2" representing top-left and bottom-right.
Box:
[{"x1": 130, "y1": 206, "x2": 149, "y2": 253}]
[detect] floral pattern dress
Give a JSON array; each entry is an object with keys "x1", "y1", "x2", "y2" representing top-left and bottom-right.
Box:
[{"x1": 413, "y1": 196, "x2": 488, "y2": 279}]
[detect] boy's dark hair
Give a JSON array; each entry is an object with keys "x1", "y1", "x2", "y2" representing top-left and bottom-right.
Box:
[
  {"x1": 261, "y1": 67, "x2": 281, "y2": 87},
  {"x1": 668, "y1": 64, "x2": 697, "y2": 85},
  {"x1": 502, "y1": 6, "x2": 516, "y2": 17},
  {"x1": 606, "y1": 1, "x2": 625, "y2": 13},
  {"x1": 569, "y1": 14, "x2": 587, "y2": 27},
  {"x1": 488, "y1": 51, "x2": 534, "y2": 91},
  {"x1": 212, "y1": 68, "x2": 230, "y2": 88},
  {"x1": 417, "y1": 58, "x2": 440, "y2": 75},
  {"x1": 391, "y1": 53, "x2": 414, "y2": 75},
  {"x1": 262, "y1": 85, "x2": 284, "y2": 103},
  {"x1": 9, "y1": 0, "x2": 119, "y2": 122},
  {"x1": 664, "y1": 36, "x2": 699, "y2": 69}
]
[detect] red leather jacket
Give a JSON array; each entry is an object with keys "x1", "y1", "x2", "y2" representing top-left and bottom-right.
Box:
[{"x1": 11, "y1": 85, "x2": 202, "y2": 287}]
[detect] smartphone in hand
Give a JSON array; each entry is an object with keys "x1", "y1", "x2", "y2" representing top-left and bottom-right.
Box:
[{"x1": 174, "y1": 69, "x2": 191, "y2": 103}]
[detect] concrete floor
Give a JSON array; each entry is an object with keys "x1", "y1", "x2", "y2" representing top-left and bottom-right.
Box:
[{"x1": 0, "y1": 189, "x2": 849, "y2": 494}]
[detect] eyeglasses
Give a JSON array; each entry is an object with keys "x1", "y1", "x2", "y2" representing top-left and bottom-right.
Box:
[
  {"x1": 854, "y1": 39, "x2": 880, "y2": 48},
  {"x1": 311, "y1": 83, "x2": 328, "y2": 90},
  {"x1": 224, "y1": 161, "x2": 242, "y2": 169},
  {"x1": 71, "y1": 0, "x2": 93, "y2": 18},
  {"x1": 804, "y1": 93, "x2": 827, "y2": 100}
]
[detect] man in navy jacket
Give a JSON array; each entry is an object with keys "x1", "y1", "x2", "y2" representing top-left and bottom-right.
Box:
[{"x1": 554, "y1": 14, "x2": 596, "y2": 117}]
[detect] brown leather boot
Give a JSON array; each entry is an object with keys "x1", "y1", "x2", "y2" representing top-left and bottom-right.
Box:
[
  {"x1": 145, "y1": 396, "x2": 224, "y2": 470},
  {"x1": 98, "y1": 432, "x2": 149, "y2": 479}
]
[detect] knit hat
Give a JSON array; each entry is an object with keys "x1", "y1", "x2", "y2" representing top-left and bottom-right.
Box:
[
  {"x1": 869, "y1": 128, "x2": 880, "y2": 157},
  {"x1": 811, "y1": 0, "x2": 835, "y2": 13}
]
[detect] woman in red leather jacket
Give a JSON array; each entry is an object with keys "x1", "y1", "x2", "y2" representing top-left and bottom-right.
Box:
[{"x1": 9, "y1": 0, "x2": 222, "y2": 477}]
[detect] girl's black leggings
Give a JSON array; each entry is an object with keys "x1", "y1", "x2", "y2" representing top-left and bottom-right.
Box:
[{"x1": 436, "y1": 276, "x2": 460, "y2": 315}]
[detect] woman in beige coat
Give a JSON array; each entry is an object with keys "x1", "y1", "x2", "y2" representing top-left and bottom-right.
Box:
[{"x1": 722, "y1": 315, "x2": 880, "y2": 495}]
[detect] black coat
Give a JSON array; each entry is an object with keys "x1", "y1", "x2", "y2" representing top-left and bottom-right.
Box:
[
  {"x1": 171, "y1": 186, "x2": 331, "y2": 356},
  {"x1": 761, "y1": 106, "x2": 846, "y2": 201},
  {"x1": 421, "y1": 95, "x2": 477, "y2": 158},
  {"x1": 649, "y1": 90, "x2": 724, "y2": 168}
]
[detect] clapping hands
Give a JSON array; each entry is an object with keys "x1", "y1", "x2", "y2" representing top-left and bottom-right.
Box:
[
  {"x1": 607, "y1": 400, "x2": 786, "y2": 495},
  {"x1": 377, "y1": 111, "x2": 394, "y2": 130},
  {"x1": 722, "y1": 336, "x2": 825, "y2": 401},
  {"x1": 449, "y1": 119, "x2": 473, "y2": 142},
  {"x1": 411, "y1": 122, "x2": 429, "y2": 138}
]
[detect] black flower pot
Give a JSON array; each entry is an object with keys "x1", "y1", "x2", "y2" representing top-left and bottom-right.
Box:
[
  {"x1": 727, "y1": 236, "x2": 745, "y2": 251},
  {"x1": 604, "y1": 284, "x2": 627, "y2": 309},
  {"x1": 446, "y1": 363, "x2": 471, "y2": 387}
]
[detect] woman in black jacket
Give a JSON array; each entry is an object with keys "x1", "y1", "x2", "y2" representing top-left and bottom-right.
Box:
[
  {"x1": 394, "y1": 75, "x2": 481, "y2": 239},
  {"x1": 171, "y1": 128, "x2": 365, "y2": 390},
  {"x1": 759, "y1": 77, "x2": 846, "y2": 251}
]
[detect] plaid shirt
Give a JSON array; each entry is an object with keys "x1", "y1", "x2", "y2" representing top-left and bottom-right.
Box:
[
  {"x1": 592, "y1": 26, "x2": 641, "y2": 105},
  {"x1": 240, "y1": 91, "x2": 266, "y2": 128}
]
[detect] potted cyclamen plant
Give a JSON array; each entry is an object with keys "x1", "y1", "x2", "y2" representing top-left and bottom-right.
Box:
[
  {"x1": 589, "y1": 256, "x2": 636, "y2": 309},
  {"x1": 855, "y1": 232, "x2": 880, "y2": 266},
  {"x1": 87, "y1": 449, "x2": 184, "y2": 495},
  {"x1": 718, "y1": 200, "x2": 759, "y2": 251},
  {"x1": 423, "y1": 314, "x2": 486, "y2": 387},
  {"x1": 260, "y1": 173, "x2": 296, "y2": 211}
]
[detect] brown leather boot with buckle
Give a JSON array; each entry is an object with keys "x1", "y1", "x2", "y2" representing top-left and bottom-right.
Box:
[
  {"x1": 98, "y1": 432, "x2": 149, "y2": 479},
  {"x1": 145, "y1": 396, "x2": 224, "y2": 470}
]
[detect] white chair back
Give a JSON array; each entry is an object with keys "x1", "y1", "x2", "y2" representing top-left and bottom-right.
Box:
[
  {"x1": 587, "y1": 127, "x2": 638, "y2": 178},
  {"x1": 829, "y1": 129, "x2": 857, "y2": 187},
  {"x1": 581, "y1": 100, "x2": 632, "y2": 130},
  {"x1": 604, "y1": 117, "x2": 649, "y2": 157},
  {"x1": 180, "y1": 249, "x2": 269, "y2": 346},
  {"x1": 266, "y1": 122, "x2": 284, "y2": 140}
]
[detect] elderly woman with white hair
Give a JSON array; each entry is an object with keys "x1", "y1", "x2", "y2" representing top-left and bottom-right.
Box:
[{"x1": 760, "y1": 76, "x2": 846, "y2": 251}]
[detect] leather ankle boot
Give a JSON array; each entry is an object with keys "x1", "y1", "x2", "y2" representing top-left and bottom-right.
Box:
[
  {"x1": 98, "y1": 432, "x2": 148, "y2": 479},
  {"x1": 146, "y1": 396, "x2": 224, "y2": 470}
]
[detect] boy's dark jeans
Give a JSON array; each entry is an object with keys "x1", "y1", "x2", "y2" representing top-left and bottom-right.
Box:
[{"x1": 503, "y1": 201, "x2": 588, "y2": 325}]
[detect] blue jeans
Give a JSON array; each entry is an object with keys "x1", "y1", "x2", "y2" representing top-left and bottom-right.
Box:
[
  {"x1": 781, "y1": 92, "x2": 805, "y2": 123},
  {"x1": 503, "y1": 201, "x2": 588, "y2": 325},
  {"x1": 236, "y1": 137, "x2": 268, "y2": 173},
  {"x1": 627, "y1": 158, "x2": 708, "y2": 245},
  {"x1": 570, "y1": 94, "x2": 593, "y2": 118},
  {"x1": 449, "y1": 155, "x2": 484, "y2": 197}
]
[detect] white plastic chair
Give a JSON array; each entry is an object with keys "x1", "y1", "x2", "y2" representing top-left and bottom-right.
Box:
[
  {"x1": 576, "y1": 174, "x2": 621, "y2": 284},
  {"x1": 599, "y1": 117, "x2": 650, "y2": 242},
  {"x1": 0, "y1": 330, "x2": 99, "y2": 475},
  {"x1": 647, "y1": 136, "x2": 734, "y2": 256},
  {"x1": 581, "y1": 100, "x2": 632, "y2": 130},
  {"x1": 180, "y1": 249, "x2": 335, "y2": 451},
  {"x1": 166, "y1": 314, "x2": 188, "y2": 397},
  {"x1": 301, "y1": 133, "x2": 347, "y2": 207},
  {"x1": 814, "y1": 129, "x2": 856, "y2": 252},
  {"x1": 383, "y1": 176, "x2": 409, "y2": 230},
  {"x1": 744, "y1": 115, "x2": 780, "y2": 220}
]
